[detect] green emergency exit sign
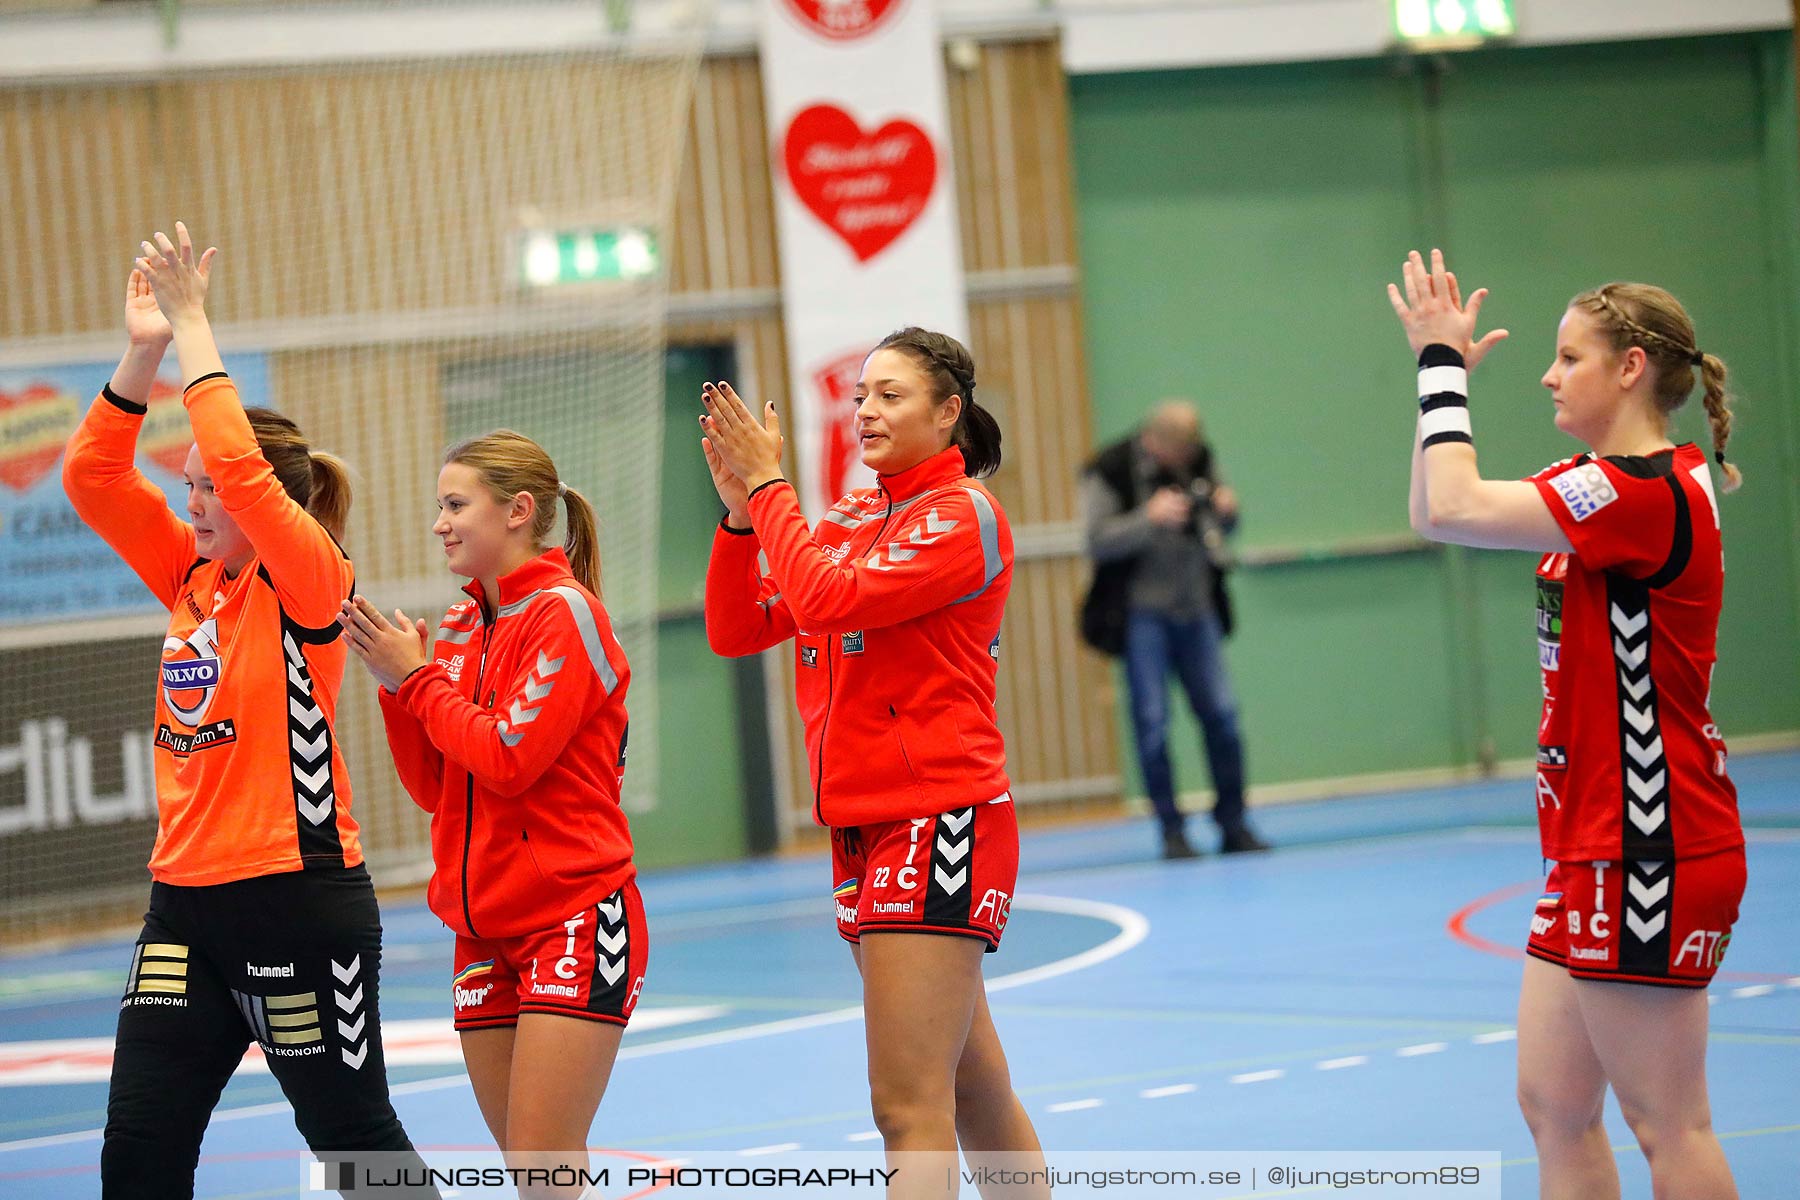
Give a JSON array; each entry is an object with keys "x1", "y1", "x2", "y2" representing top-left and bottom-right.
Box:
[
  {"x1": 518, "y1": 227, "x2": 659, "y2": 287},
  {"x1": 1394, "y1": 0, "x2": 1515, "y2": 46}
]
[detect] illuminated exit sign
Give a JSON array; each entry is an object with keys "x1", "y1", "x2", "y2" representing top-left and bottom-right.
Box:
[
  {"x1": 517, "y1": 227, "x2": 659, "y2": 288},
  {"x1": 1394, "y1": 0, "x2": 1515, "y2": 47}
]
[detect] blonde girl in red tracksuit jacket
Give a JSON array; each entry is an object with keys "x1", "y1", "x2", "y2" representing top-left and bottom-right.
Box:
[
  {"x1": 338, "y1": 432, "x2": 640, "y2": 1197},
  {"x1": 702, "y1": 327, "x2": 1049, "y2": 1196}
]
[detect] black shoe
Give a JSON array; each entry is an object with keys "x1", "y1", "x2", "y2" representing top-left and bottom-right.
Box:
[
  {"x1": 1161, "y1": 829, "x2": 1201, "y2": 860},
  {"x1": 1219, "y1": 825, "x2": 1272, "y2": 854}
]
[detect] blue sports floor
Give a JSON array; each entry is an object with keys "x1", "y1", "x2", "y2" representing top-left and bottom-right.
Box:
[{"x1": 2, "y1": 751, "x2": 1795, "y2": 1198}]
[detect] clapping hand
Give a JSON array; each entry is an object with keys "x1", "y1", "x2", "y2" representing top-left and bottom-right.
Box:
[
  {"x1": 699, "y1": 381, "x2": 785, "y2": 492},
  {"x1": 1386, "y1": 248, "x2": 1508, "y2": 370},
  {"x1": 135, "y1": 221, "x2": 217, "y2": 329},
  {"x1": 338, "y1": 597, "x2": 430, "y2": 693}
]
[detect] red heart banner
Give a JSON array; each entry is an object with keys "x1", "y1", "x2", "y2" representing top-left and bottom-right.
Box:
[
  {"x1": 809, "y1": 348, "x2": 869, "y2": 504},
  {"x1": 138, "y1": 379, "x2": 194, "y2": 477},
  {"x1": 0, "y1": 384, "x2": 81, "y2": 493},
  {"x1": 781, "y1": 0, "x2": 902, "y2": 41},
  {"x1": 783, "y1": 105, "x2": 937, "y2": 263}
]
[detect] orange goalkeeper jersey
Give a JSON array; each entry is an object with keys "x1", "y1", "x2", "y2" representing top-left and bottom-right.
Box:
[{"x1": 62, "y1": 373, "x2": 362, "y2": 886}]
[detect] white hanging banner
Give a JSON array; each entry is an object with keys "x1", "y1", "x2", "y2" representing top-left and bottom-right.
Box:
[{"x1": 758, "y1": 0, "x2": 968, "y2": 518}]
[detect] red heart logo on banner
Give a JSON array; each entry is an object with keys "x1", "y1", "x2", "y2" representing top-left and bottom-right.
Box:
[
  {"x1": 0, "y1": 384, "x2": 82, "y2": 493},
  {"x1": 138, "y1": 379, "x2": 194, "y2": 477},
  {"x1": 810, "y1": 348, "x2": 869, "y2": 505},
  {"x1": 781, "y1": 0, "x2": 902, "y2": 40},
  {"x1": 783, "y1": 105, "x2": 937, "y2": 263}
]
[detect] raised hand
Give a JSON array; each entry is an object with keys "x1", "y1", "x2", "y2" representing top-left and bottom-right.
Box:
[
  {"x1": 338, "y1": 596, "x2": 430, "y2": 692},
  {"x1": 701, "y1": 427, "x2": 751, "y2": 527},
  {"x1": 123, "y1": 268, "x2": 172, "y2": 347},
  {"x1": 1386, "y1": 248, "x2": 1509, "y2": 370},
  {"x1": 136, "y1": 221, "x2": 218, "y2": 329},
  {"x1": 699, "y1": 381, "x2": 785, "y2": 492}
]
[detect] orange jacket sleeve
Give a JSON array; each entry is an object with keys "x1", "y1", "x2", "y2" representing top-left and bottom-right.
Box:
[
  {"x1": 376, "y1": 685, "x2": 443, "y2": 813},
  {"x1": 746, "y1": 481, "x2": 1003, "y2": 633},
  {"x1": 61, "y1": 389, "x2": 197, "y2": 610},
  {"x1": 704, "y1": 521, "x2": 797, "y2": 656},
  {"x1": 395, "y1": 595, "x2": 623, "y2": 799},
  {"x1": 184, "y1": 373, "x2": 350, "y2": 628}
]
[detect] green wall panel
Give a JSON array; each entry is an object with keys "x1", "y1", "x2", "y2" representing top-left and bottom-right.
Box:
[{"x1": 1073, "y1": 33, "x2": 1800, "y2": 796}]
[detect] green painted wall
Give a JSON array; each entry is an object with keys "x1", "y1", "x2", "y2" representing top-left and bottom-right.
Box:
[
  {"x1": 1072, "y1": 33, "x2": 1800, "y2": 798},
  {"x1": 631, "y1": 346, "x2": 755, "y2": 867}
]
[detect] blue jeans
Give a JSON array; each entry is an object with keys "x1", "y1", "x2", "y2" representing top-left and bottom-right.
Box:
[{"x1": 1122, "y1": 609, "x2": 1246, "y2": 835}]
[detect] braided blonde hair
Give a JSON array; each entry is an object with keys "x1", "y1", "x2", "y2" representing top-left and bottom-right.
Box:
[{"x1": 1571, "y1": 283, "x2": 1741, "y2": 492}]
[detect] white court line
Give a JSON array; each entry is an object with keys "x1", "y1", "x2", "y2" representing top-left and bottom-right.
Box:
[
  {"x1": 1230, "y1": 1070, "x2": 1283, "y2": 1084},
  {"x1": 1139, "y1": 1084, "x2": 1195, "y2": 1099},
  {"x1": 740, "y1": 1143, "x2": 801, "y2": 1156},
  {"x1": 1397, "y1": 1042, "x2": 1447, "y2": 1057},
  {"x1": 845, "y1": 1131, "x2": 881, "y2": 1143},
  {"x1": 1046, "y1": 1099, "x2": 1103, "y2": 1113},
  {"x1": 1316, "y1": 1056, "x2": 1367, "y2": 1070},
  {"x1": 0, "y1": 893, "x2": 1148, "y2": 1153},
  {"x1": 1731, "y1": 985, "x2": 1775, "y2": 999},
  {"x1": 1472, "y1": 1030, "x2": 1517, "y2": 1044}
]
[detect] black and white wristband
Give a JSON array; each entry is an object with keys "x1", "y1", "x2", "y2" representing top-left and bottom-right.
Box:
[{"x1": 1417, "y1": 344, "x2": 1473, "y2": 448}]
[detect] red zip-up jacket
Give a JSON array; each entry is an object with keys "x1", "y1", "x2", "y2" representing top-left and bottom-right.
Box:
[
  {"x1": 377, "y1": 548, "x2": 634, "y2": 939},
  {"x1": 705, "y1": 446, "x2": 1012, "y2": 828}
]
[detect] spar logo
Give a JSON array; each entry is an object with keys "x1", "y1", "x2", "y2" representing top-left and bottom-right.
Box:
[
  {"x1": 161, "y1": 618, "x2": 223, "y2": 726},
  {"x1": 782, "y1": 0, "x2": 902, "y2": 40}
]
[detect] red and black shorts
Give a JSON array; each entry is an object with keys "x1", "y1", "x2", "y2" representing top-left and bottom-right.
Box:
[
  {"x1": 450, "y1": 880, "x2": 649, "y2": 1030},
  {"x1": 830, "y1": 795, "x2": 1019, "y2": 952},
  {"x1": 1526, "y1": 848, "x2": 1746, "y2": 988}
]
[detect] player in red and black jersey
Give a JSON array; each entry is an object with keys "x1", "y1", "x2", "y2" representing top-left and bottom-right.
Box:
[{"x1": 1390, "y1": 250, "x2": 1744, "y2": 1199}]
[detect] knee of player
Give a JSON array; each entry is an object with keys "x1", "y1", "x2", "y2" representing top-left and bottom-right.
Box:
[
  {"x1": 869, "y1": 1080, "x2": 953, "y2": 1141},
  {"x1": 1613, "y1": 1094, "x2": 1715, "y2": 1156},
  {"x1": 1516, "y1": 1076, "x2": 1604, "y2": 1139}
]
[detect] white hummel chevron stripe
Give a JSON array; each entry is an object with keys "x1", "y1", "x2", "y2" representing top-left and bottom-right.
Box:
[
  {"x1": 341, "y1": 1043, "x2": 368, "y2": 1069},
  {"x1": 1626, "y1": 911, "x2": 1667, "y2": 941},
  {"x1": 1620, "y1": 671, "x2": 1652, "y2": 701},
  {"x1": 599, "y1": 896, "x2": 624, "y2": 922},
  {"x1": 938, "y1": 809, "x2": 974, "y2": 835},
  {"x1": 1627, "y1": 768, "x2": 1666, "y2": 801},
  {"x1": 1614, "y1": 638, "x2": 1648, "y2": 669},
  {"x1": 293, "y1": 730, "x2": 329, "y2": 761},
  {"x1": 283, "y1": 633, "x2": 302, "y2": 663},
  {"x1": 508, "y1": 700, "x2": 542, "y2": 725},
  {"x1": 865, "y1": 551, "x2": 893, "y2": 571},
  {"x1": 1622, "y1": 703, "x2": 1654, "y2": 735},
  {"x1": 294, "y1": 762, "x2": 332, "y2": 793},
  {"x1": 287, "y1": 663, "x2": 312, "y2": 694},
  {"x1": 936, "y1": 837, "x2": 971, "y2": 865},
  {"x1": 498, "y1": 726, "x2": 523, "y2": 748},
  {"x1": 297, "y1": 796, "x2": 333, "y2": 825},
  {"x1": 596, "y1": 957, "x2": 626, "y2": 985},
  {"x1": 934, "y1": 865, "x2": 968, "y2": 893},
  {"x1": 1609, "y1": 604, "x2": 1648, "y2": 637},
  {"x1": 924, "y1": 509, "x2": 958, "y2": 536},
  {"x1": 337, "y1": 1014, "x2": 366, "y2": 1041},
  {"x1": 523, "y1": 676, "x2": 553, "y2": 703},
  {"x1": 1637, "y1": 860, "x2": 1665, "y2": 874},
  {"x1": 335, "y1": 985, "x2": 363, "y2": 1011},
  {"x1": 1625, "y1": 735, "x2": 1664, "y2": 768},
  {"x1": 1627, "y1": 800, "x2": 1666, "y2": 836},
  {"x1": 1628, "y1": 876, "x2": 1670, "y2": 907},
  {"x1": 331, "y1": 957, "x2": 361, "y2": 984},
  {"x1": 885, "y1": 545, "x2": 920, "y2": 562},
  {"x1": 536, "y1": 651, "x2": 565, "y2": 677},
  {"x1": 596, "y1": 927, "x2": 627, "y2": 954},
  {"x1": 290, "y1": 699, "x2": 325, "y2": 730}
]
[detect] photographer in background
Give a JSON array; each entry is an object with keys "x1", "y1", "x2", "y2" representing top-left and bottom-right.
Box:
[{"x1": 1080, "y1": 401, "x2": 1269, "y2": 860}]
